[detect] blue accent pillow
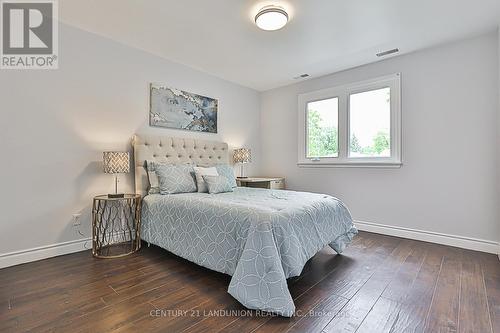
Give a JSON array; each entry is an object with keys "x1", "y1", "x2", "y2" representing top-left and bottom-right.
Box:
[
  {"x1": 146, "y1": 160, "x2": 170, "y2": 194},
  {"x1": 202, "y1": 175, "x2": 234, "y2": 194},
  {"x1": 155, "y1": 164, "x2": 197, "y2": 194},
  {"x1": 215, "y1": 164, "x2": 237, "y2": 188}
]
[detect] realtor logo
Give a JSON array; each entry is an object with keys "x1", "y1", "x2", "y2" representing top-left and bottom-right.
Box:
[{"x1": 1, "y1": 0, "x2": 58, "y2": 69}]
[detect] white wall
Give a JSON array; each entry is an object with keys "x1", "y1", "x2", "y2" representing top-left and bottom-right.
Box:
[
  {"x1": 261, "y1": 32, "x2": 499, "y2": 245},
  {"x1": 0, "y1": 24, "x2": 261, "y2": 257},
  {"x1": 498, "y1": 25, "x2": 500, "y2": 253}
]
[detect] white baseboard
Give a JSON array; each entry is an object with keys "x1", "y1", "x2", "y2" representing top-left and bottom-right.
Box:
[
  {"x1": 355, "y1": 220, "x2": 499, "y2": 255},
  {"x1": 0, "y1": 238, "x2": 91, "y2": 269}
]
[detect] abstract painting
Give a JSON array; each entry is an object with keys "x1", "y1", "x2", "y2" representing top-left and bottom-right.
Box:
[{"x1": 150, "y1": 84, "x2": 218, "y2": 133}]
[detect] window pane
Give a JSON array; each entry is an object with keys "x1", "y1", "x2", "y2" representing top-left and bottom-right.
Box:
[
  {"x1": 306, "y1": 97, "x2": 338, "y2": 158},
  {"x1": 349, "y1": 87, "x2": 391, "y2": 157}
]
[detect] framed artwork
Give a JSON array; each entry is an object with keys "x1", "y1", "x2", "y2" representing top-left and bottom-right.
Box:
[{"x1": 150, "y1": 84, "x2": 218, "y2": 133}]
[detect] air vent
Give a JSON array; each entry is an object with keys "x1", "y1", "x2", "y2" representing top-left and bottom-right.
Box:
[
  {"x1": 376, "y1": 48, "x2": 399, "y2": 57},
  {"x1": 293, "y1": 74, "x2": 310, "y2": 79}
]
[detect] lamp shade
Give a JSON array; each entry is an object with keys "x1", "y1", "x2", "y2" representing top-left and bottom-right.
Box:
[
  {"x1": 233, "y1": 148, "x2": 252, "y2": 164},
  {"x1": 103, "y1": 152, "x2": 130, "y2": 174}
]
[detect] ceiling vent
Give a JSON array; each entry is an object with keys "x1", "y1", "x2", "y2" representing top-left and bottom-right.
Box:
[
  {"x1": 293, "y1": 74, "x2": 310, "y2": 79},
  {"x1": 376, "y1": 48, "x2": 399, "y2": 57}
]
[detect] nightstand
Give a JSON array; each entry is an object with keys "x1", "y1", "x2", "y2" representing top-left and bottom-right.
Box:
[
  {"x1": 92, "y1": 194, "x2": 141, "y2": 258},
  {"x1": 237, "y1": 177, "x2": 285, "y2": 190}
]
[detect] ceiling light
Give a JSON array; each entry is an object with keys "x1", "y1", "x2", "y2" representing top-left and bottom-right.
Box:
[{"x1": 255, "y1": 6, "x2": 288, "y2": 31}]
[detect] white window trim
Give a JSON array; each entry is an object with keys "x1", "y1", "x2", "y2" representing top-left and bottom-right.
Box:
[{"x1": 297, "y1": 73, "x2": 402, "y2": 168}]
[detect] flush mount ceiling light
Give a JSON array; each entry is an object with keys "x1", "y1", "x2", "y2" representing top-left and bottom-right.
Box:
[{"x1": 255, "y1": 5, "x2": 288, "y2": 31}]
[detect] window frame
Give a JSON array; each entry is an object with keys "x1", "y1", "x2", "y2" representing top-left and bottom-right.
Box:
[{"x1": 297, "y1": 73, "x2": 402, "y2": 167}]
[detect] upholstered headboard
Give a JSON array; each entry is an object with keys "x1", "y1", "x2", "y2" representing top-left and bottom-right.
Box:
[{"x1": 133, "y1": 135, "x2": 229, "y2": 195}]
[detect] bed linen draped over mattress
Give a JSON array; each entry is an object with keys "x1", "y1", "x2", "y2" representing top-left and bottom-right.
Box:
[{"x1": 141, "y1": 187, "x2": 357, "y2": 317}]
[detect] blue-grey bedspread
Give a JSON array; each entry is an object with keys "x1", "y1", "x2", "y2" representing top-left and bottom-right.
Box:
[{"x1": 141, "y1": 187, "x2": 357, "y2": 317}]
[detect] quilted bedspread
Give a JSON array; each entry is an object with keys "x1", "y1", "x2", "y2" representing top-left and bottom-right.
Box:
[{"x1": 141, "y1": 187, "x2": 357, "y2": 317}]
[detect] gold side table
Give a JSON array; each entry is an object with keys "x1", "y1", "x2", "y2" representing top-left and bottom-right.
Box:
[{"x1": 92, "y1": 194, "x2": 141, "y2": 258}]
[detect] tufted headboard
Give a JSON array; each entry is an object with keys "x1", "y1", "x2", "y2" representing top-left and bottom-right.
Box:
[{"x1": 133, "y1": 135, "x2": 229, "y2": 195}]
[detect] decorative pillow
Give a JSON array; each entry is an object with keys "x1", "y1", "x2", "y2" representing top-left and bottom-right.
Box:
[
  {"x1": 193, "y1": 166, "x2": 219, "y2": 193},
  {"x1": 156, "y1": 164, "x2": 197, "y2": 194},
  {"x1": 214, "y1": 164, "x2": 237, "y2": 188},
  {"x1": 202, "y1": 175, "x2": 234, "y2": 194},
  {"x1": 146, "y1": 160, "x2": 162, "y2": 194}
]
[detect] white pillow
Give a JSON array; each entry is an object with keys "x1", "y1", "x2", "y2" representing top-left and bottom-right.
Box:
[{"x1": 194, "y1": 166, "x2": 219, "y2": 193}]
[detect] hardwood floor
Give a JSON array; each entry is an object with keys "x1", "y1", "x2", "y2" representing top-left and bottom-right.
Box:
[{"x1": 1, "y1": 231, "x2": 498, "y2": 333}]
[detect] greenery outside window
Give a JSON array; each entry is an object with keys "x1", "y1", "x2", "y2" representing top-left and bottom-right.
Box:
[
  {"x1": 306, "y1": 97, "x2": 339, "y2": 158},
  {"x1": 298, "y1": 74, "x2": 401, "y2": 167}
]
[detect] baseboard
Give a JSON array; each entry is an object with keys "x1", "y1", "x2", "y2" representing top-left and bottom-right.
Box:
[
  {"x1": 0, "y1": 238, "x2": 91, "y2": 269},
  {"x1": 355, "y1": 220, "x2": 499, "y2": 255}
]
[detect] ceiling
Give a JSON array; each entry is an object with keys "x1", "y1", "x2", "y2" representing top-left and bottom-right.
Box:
[{"x1": 59, "y1": 0, "x2": 500, "y2": 91}]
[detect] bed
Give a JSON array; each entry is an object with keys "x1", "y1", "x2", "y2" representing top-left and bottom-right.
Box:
[{"x1": 134, "y1": 135, "x2": 357, "y2": 317}]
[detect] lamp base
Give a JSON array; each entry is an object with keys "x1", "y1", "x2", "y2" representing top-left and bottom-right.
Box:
[{"x1": 108, "y1": 193, "x2": 125, "y2": 198}]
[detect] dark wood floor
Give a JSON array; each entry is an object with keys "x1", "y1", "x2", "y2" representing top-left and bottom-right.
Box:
[{"x1": 1, "y1": 231, "x2": 499, "y2": 333}]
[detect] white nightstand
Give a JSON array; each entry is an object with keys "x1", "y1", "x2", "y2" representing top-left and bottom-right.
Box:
[{"x1": 236, "y1": 177, "x2": 285, "y2": 190}]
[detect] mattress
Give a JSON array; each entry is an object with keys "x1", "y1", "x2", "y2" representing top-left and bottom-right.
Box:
[{"x1": 141, "y1": 187, "x2": 357, "y2": 316}]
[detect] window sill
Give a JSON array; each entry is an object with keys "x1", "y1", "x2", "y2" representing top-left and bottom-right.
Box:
[{"x1": 297, "y1": 161, "x2": 402, "y2": 168}]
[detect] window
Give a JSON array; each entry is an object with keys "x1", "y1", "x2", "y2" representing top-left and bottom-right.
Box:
[
  {"x1": 349, "y1": 87, "x2": 391, "y2": 158},
  {"x1": 306, "y1": 97, "x2": 338, "y2": 158},
  {"x1": 298, "y1": 74, "x2": 401, "y2": 167}
]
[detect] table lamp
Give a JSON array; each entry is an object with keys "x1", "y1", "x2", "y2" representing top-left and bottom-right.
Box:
[
  {"x1": 103, "y1": 151, "x2": 130, "y2": 198},
  {"x1": 233, "y1": 148, "x2": 251, "y2": 179}
]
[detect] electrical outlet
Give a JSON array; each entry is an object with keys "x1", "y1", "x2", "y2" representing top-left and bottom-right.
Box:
[{"x1": 72, "y1": 213, "x2": 81, "y2": 226}]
